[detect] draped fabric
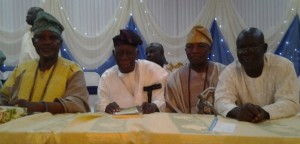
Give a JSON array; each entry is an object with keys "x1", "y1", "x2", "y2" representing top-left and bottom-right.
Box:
[
  {"x1": 88, "y1": 16, "x2": 146, "y2": 75},
  {"x1": 126, "y1": 17, "x2": 147, "y2": 60},
  {"x1": 0, "y1": 0, "x2": 300, "y2": 76},
  {"x1": 61, "y1": 41, "x2": 76, "y2": 64},
  {"x1": 209, "y1": 19, "x2": 234, "y2": 65},
  {"x1": 275, "y1": 15, "x2": 300, "y2": 76}
]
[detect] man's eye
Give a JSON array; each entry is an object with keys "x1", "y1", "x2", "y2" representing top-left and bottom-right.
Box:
[
  {"x1": 34, "y1": 36, "x2": 44, "y2": 42},
  {"x1": 198, "y1": 45, "x2": 207, "y2": 49},
  {"x1": 186, "y1": 46, "x2": 192, "y2": 49},
  {"x1": 50, "y1": 36, "x2": 60, "y2": 40}
]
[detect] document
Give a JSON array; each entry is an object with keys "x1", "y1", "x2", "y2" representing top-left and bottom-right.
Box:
[
  {"x1": 113, "y1": 106, "x2": 142, "y2": 115},
  {"x1": 212, "y1": 122, "x2": 236, "y2": 133}
]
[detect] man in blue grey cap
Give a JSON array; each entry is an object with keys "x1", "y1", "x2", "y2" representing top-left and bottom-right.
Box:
[{"x1": 0, "y1": 11, "x2": 90, "y2": 114}]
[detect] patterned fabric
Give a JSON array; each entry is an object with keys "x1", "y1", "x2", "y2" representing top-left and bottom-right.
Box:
[
  {"x1": 186, "y1": 25, "x2": 213, "y2": 46},
  {"x1": 0, "y1": 106, "x2": 27, "y2": 123},
  {"x1": 165, "y1": 62, "x2": 184, "y2": 73},
  {"x1": 32, "y1": 11, "x2": 64, "y2": 35}
]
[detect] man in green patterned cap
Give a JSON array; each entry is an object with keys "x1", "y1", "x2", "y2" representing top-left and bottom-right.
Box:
[
  {"x1": 32, "y1": 11, "x2": 64, "y2": 35},
  {"x1": 0, "y1": 11, "x2": 90, "y2": 114}
]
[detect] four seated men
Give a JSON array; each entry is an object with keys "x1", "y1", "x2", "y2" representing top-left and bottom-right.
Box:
[{"x1": 1, "y1": 10, "x2": 298, "y2": 122}]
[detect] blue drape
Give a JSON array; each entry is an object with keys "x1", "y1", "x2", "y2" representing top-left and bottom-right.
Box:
[
  {"x1": 274, "y1": 15, "x2": 300, "y2": 76},
  {"x1": 61, "y1": 41, "x2": 77, "y2": 64},
  {"x1": 0, "y1": 65, "x2": 14, "y2": 72},
  {"x1": 209, "y1": 19, "x2": 234, "y2": 65},
  {"x1": 126, "y1": 17, "x2": 146, "y2": 60}
]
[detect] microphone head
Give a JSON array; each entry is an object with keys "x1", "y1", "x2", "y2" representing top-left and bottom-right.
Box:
[{"x1": 143, "y1": 83, "x2": 162, "y2": 91}]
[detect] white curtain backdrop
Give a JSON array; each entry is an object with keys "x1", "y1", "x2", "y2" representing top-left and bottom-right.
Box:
[{"x1": 0, "y1": 0, "x2": 299, "y2": 69}]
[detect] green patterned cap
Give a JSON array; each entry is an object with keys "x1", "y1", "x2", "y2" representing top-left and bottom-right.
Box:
[{"x1": 32, "y1": 11, "x2": 64, "y2": 35}]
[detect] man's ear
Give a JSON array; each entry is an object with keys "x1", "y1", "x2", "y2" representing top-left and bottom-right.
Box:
[
  {"x1": 60, "y1": 38, "x2": 63, "y2": 45},
  {"x1": 112, "y1": 50, "x2": 115, "y2": 57},
  {"x1": 32, "y1": 38, "x2": 37, "y2": 48},
  {"x1": 263, "y1": 43, "x2": 268, "y2": 53},
  {"x1": 136, "y1": 49, "x2": 139, "y2": 59}
]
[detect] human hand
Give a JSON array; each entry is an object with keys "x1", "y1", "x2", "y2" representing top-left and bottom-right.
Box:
[
  {"x1": 250, "y1": 106, "x2": 269, "y2": 123},
  {"x1": 237, "y1": 103, "x2": 269, "y2": 123},
  {"x1": 141, "y1": 102, "x2": 158, "y2": 114},
  {"x1": 8, "y1": 99, "x2": 28, "y2": 107},
  {"x1": 8, "y1": 99, "x2": 36, "y2": 114},
  {"x1": 105, "y1": 102, "x2": 120, "y2": 114}
]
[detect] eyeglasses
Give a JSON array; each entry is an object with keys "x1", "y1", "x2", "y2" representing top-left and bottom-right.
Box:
[{"x1": 237, "y1": 44, "x2": 264, "y2": 55}]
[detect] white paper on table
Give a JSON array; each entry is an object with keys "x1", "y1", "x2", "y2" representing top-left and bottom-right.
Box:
[
  {"x1": 212, "y1": 122, "x2": 236, "y2": 133},
  {"x1": 113, "y1": 106, "x2": 142, "y2": 115}
]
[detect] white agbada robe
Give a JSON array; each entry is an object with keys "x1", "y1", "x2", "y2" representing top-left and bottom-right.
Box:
[
  {"x1": 19, "y1": 31, "x2": 39, "y2": 64},
  {"x1": 96, "y1": 60, "x2": 168, "y2": 112},
  {"x1": 215, "y1": 53, "x2": 299, "y2": 119}
]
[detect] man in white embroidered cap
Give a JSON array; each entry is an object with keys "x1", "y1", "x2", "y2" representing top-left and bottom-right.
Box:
[
  {"x1": 0, "y1": 11, "x2": 90, "y2": 114},
  {"x1": 96, "y1": 29, "x2": 168, "y2": 114},
  {"x1": 166, "y1": 25, "x2": 225, "y2": 114}
]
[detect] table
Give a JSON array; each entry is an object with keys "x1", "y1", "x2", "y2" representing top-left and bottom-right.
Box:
[{"x1": 0, "y1": 112, "x2": 299, "y2": 144}]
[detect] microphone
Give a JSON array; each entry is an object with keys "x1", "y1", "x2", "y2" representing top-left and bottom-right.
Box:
[{"x1": 143, "y1": 83, "x2": 162, "y2": 103}]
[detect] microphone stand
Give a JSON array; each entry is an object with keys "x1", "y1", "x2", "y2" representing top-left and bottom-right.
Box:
[{"x1": 143, "y1": 83, "x2": 162, "y2": 103}]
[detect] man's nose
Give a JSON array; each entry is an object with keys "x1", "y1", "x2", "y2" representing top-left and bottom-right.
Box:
[
  {"x1": 190, "y1": 47, "x2": 202, "y2": 53},
  {"x1": 42, "y1": 37, "x2": 52, "y2": 44}
]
